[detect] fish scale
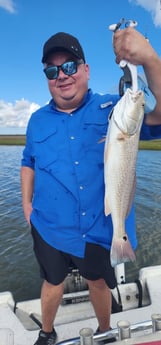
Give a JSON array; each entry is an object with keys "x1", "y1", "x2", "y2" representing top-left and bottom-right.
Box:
[{"x1": 104, "y1": 88, "x2": 145, "y2": 267}]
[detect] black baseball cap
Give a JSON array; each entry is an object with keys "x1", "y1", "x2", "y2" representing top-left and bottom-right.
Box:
[{"x1": 42, "y1": 32, "x2": 86, "y2": 63}]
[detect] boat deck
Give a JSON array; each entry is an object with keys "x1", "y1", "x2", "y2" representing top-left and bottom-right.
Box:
[{"x1": 0, "y1": 265, "x2": 161, "y2": 345}]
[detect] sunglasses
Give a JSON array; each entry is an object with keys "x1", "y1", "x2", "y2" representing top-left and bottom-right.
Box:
[{"x1": 43, "y1": 60, "x2": 84, "y2": 80}]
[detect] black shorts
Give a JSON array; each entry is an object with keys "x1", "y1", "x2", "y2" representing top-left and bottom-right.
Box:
[{"x1": 31, "y1": 225, "x2": 117, "y2": 289}]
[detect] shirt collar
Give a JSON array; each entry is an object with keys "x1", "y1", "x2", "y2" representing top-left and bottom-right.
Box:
[{"x1": 49, "y1": 89, "x2": 93, "y2": 112}]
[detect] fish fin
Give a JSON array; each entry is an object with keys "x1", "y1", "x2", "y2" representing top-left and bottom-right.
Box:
[
  {"x1": 117, "y1": 132, "x2": 127, "y2": 141},
  {"x1": 104, "y1": 143, "x2": 112, "y2": 215},
  {"x1": 104, "y1": 145, "x2": 109, "y2": 164},
  {"x1": 110, "y1": 234, "x2": 136, "y2": 267},
  {"x1": 104, "y1": 197, "x2": 111, "y2": 216},
  {"x1": 98, "y1": 136, "x2": 106, "y2": 144}
]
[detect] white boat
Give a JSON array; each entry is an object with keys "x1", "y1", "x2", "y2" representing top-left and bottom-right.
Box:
[{"x1": 0, "y1": 264, "x2": 161, "y2": 345}]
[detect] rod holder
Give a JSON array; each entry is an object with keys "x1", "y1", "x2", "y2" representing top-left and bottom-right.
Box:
[
  {"x1": 151, "y1": 313, "x2": 161, "y2": 332},
  {"x1": 79, "y1": 328, "x2": 94, "y2": 345},
  {"x1": 117, "y1": 320, "x2": 131, "y2": 340}
]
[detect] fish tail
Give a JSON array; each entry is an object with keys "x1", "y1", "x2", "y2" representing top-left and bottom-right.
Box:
[{"x1": 110, "y1": 234, "x2": 136, "y2": 267}]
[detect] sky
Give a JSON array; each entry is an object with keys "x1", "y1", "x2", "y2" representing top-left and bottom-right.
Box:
[{"x1": 0, "y1": 0, "x2": 161, "y2": 134}]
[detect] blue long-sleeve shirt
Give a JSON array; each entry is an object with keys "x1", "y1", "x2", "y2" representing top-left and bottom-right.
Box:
[{"x1": 21, "y1": 90, "x2": 161, "y2": 257}]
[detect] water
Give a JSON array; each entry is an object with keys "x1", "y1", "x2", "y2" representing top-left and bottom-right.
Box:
[
  {"x1": 126, "y1": 149, "x2": 161, "y2": 280},
  {"x1": 0, "y1": 146, "x2": 161, "y2": 302},
  {"x1": 0, "y1": 146, "x2": 41, "y2": 302}
]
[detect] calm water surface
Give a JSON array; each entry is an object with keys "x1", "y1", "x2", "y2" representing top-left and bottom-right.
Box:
[{"x1": 0, "y1": 146, "x2": 161, "y2": 302}]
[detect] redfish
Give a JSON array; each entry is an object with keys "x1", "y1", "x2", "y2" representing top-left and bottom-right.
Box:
[{"x1": 104, "y1": 88, "x2": 145, "y2": 267}]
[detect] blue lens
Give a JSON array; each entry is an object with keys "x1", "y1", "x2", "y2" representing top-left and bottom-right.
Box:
[
  {"x1": 61, "y1": 61, "x2": 77, "y2": 76},
  {"x1": 44, "y1": 66, "x2": 58, "y2": 80},
  {"x1": 44, "y1": 61, "x2": 81, "y2": 80}
]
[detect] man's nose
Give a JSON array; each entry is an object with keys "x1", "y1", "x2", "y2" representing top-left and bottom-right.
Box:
[{"x1": 57, "y1": 67, "x2": 67, "y2": 79}]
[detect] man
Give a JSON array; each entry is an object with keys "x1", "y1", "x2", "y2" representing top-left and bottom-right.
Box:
[{"x1": 21, "y1": 29, "x2": 161, "y2": 345}]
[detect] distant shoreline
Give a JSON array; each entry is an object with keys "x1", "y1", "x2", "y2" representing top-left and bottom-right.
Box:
[
  {"x1": 0, "y1": 135, "x2": 161, "y2": 150},
  {"x1": 0, "y1": 135, "x2": 26, "y2": 145}
]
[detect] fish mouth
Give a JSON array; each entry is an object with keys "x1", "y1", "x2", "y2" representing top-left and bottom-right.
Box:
[{"x1": 131, "y1": 90, "x2": 145, "y2": 103}]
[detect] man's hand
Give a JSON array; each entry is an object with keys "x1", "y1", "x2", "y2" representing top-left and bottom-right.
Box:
[
  {"x1": 23, "y1": 201, "x2": 33, "y2": 225},
  {"x1": 113, "y1": 27, "x2": 155, "y2": 67}
]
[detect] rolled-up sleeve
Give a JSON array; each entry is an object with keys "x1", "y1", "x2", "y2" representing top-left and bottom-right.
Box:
[
  {"x1": 21, "y1": 122, "x2": 35, "y2": 170},
  {"x1": 140, "y1": 118, "x2": 161, "y2": 140}
]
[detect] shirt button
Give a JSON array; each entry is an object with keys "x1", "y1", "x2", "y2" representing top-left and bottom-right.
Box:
[
  {"x1": 81, "y1": 212, "x2": 86, "y2": 216},
  {"x1": 70, "y1": 136, "x2": 75, "y2": 140},
  {"x1": 82, "y1": 234, "x2": 86, "y2": 238},
  {"x1": 79, "y1": 185, "x2": 83, "y2": 190},
  {"x1": 74, "y1": 161, "x2": 79, "y2": 165}
]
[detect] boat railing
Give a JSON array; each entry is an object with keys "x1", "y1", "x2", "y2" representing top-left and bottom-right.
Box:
[{"x1": 55, "y1": 316, "x2": 161, "y2": 345}]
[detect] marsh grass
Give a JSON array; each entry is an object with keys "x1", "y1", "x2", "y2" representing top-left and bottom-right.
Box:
[
  {"x1": 0, "y1": 135, "x2": 26, "y2": 145},
  {"x1": 0, "y1": 135, "x2": 161, "y2": 150}
]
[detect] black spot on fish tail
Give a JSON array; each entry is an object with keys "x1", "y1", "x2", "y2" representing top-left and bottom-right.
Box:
[
  {"x1": 110, "y1": 236, "x2": 136, "y2": 267},
  {"x1": 122, "y1": 235, "x2": 128, "y2": 241}
]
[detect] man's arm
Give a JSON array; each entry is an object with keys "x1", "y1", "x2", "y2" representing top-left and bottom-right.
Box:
[
  {"x1": 21, "y1": 166, "x2": 34, "y2": 225},
  {"x1": 142, "y1": 52, "x2": 161, "y2": 125},
  {"x1": 113, "y1": 27, "x2": 161, "y2": 125}
]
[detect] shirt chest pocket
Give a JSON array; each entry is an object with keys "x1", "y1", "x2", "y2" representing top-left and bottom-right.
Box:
[{"x1": 33, "y1": 127, "x2": 58, "y2": 169}]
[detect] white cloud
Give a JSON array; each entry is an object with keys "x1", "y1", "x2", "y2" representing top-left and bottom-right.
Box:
[
  {"x1": 0, "y1": 99, "x2": 40, "y2": 128},
  {"x1": 0, "y1": 0, "x2": 16, "y2": 13},
  {"x1": 129, "y1": 0, "x2": 161, "y2": 27}
]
